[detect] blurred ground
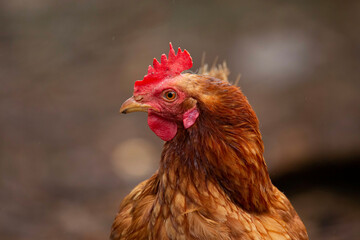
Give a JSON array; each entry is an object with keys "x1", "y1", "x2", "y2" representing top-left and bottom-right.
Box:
[{"x1": 0, "y1": 0, "x2": 359, "y2": 239}]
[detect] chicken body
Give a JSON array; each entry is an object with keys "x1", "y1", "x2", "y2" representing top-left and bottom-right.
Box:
[
  {"x1": 111, "y1": 45, "x2": 308, "y2": 239},
  {"x1": 111, "y1": 173, "x2": 305, "y2": 240}
]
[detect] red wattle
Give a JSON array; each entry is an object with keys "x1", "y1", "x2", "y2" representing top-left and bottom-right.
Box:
[{"x1": 147, "y1": 112, "x2": 177, "y2": 141}]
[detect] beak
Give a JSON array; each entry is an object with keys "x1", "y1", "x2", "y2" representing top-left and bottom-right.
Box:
[{"x1": 120, "y1": 96, "x2": 152, "y2": 114}]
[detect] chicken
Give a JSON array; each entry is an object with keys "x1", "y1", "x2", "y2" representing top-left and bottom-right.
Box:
[{"x1": 110, "y1": 43, "x2": 308, "y2": 240}]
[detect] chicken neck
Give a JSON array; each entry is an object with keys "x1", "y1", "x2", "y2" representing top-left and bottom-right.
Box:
[{"x1": 158, "y1": 112, "x2": 275, "y2": 213}]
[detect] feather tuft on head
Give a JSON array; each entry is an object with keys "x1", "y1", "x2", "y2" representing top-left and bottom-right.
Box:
[{"x1": 134, "y1": 43, "x2": 193, "y2": 93}]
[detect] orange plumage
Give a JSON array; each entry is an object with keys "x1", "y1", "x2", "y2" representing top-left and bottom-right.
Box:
[{"x1": 111, "y1": 44, "x2": 308, "y2": 240}]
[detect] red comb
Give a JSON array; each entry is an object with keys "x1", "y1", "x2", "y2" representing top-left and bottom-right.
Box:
[{"x1": 134, "y1": 43, "x2": 193, "y2": 92}]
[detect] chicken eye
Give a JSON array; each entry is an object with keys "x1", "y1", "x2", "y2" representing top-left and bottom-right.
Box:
[{"x1": 163, "y1": 90, "x2": 177, "y2": 101}]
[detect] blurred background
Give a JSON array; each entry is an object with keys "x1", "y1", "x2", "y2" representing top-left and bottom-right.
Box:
[{"x1": 0, "y1": 0, "x2": 359, "y2": 239}]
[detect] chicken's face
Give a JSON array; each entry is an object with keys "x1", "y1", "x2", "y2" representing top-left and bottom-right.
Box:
[
  {"x1": 119, "y1": 44, "x2": 199, "y2": 141},
  {"x1": 120, "y1": 76, "x2": 199, "y2": 141}
]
